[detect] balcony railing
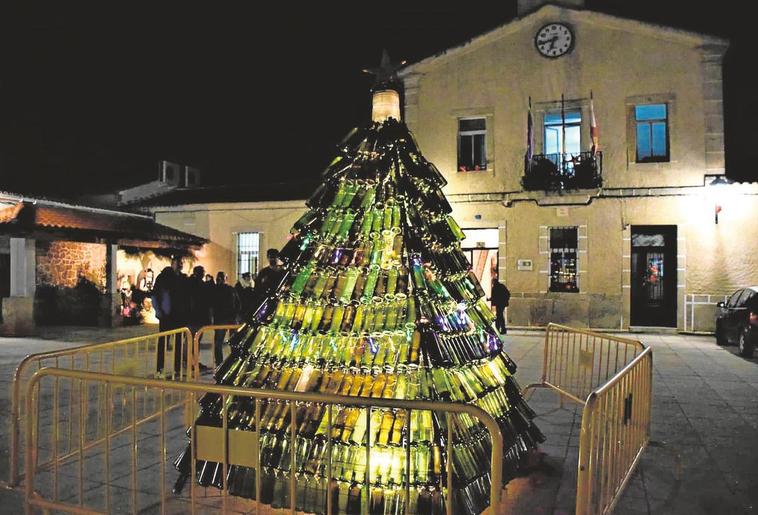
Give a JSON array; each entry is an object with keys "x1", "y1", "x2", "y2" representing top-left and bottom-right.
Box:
[{"x1": 522, "y1": 151, "x2": 603, "y2": 192}]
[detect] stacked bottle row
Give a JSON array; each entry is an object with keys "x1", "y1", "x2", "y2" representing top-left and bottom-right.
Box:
[
  {"x1": 229, "y1": 326, "x2": 498, "y2": 371},
  {"x1": 222, "y1": 468, "x2": 449, "y2": 515},
  {"x1": 214, "y1": 347, "x2": 517, "y2": 410}
]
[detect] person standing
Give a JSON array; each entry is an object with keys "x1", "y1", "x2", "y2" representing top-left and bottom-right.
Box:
[
  {"x1": 491, "y1": 277, "x2": 511, "y2": 335},
  {"x1": 254, "y1": 248, "x2": 285, "y2": 299},
  {"x1": 152, "y1": 256, "x2": 189, "y2": 375},
  {"x1": 212, "y1": 271, "x2": 240, "y2": 366},
  {"x1": 188, "y1": 265, "x2": 213, "y2": 333},
  {"x1": 234, "y1": 272, "x2": 255, "y2": 319}
]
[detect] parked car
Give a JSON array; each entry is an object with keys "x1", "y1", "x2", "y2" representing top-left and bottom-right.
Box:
[{"x1": 715, "y1": 286, "x2": 758, "y2": 357}]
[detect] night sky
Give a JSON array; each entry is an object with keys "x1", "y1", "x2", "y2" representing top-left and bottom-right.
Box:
[{"x1": 0, "y1": 1, "x2": 754, "y2": 198}]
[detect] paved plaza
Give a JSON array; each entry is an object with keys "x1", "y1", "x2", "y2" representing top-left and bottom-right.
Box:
[{"x1": 1, "y1": 327, "x2": 757, "y2": 514}]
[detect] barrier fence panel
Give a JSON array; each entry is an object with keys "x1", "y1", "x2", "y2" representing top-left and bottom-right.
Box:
[
  {"x1": 192, "y1": 324, "x2": 244, "y2": 379},
  {"x1": 23, "y1": 368, "x2": 505, "y2": 515},
  {"x1": 576, "y1": 347, "x2": 653, "y2": 515},
  {"x1": 522, "y1": 324, "x2": 652, "y2": 515},
  {"x1": 527, "y1": 323, "x2": 645, "y2": 404},
  {"x1": 9, "y1": 328, "x2": 194, "y2": 487}
]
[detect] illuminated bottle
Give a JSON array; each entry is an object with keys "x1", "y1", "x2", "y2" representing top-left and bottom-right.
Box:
[
  {"x1": 360, "y1": 184, "x2": 376, "y2": 209},
  {"x1": 320, "y1": 211, "x2": 338, "y2": 236},
  {"x1": 377, "y1": 410, "x2": 395, "y2": 446},
  {"x1": 291, "y1": 262, "x2": 315, "y2": 296},
  {"x1": 352, "y1": 272, "x2": 367, "y2": 301},
  {"x1": 340, "y1": 267, "x2": 360, "y2": 303},
  {"x1": 363, "y1": 266, "x2": 380, "y2": 300},
  {"x1": 341, "y1": 182, "x2": 358, "y2": 208},
  {"x1": 340, "y1": 305, "x2": 356, "y2": 333},
  {"x1": 337, "y1": 210, "x2": 356, "y2": 241},
  {"x1": 347, "y1": 477, "x2": 362, "y2": 515},
  {"x1": 386, "y1": 267, "x2": 398, "y2": 296},
  {"x1": 371, "y1": 206, "x2": 384, "y2": 234},
  {"x1": 370, "y1": 479, "x2": 385, "y2": 514}
]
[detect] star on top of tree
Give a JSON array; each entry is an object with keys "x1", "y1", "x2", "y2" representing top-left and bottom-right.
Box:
[{"x1": 363, "y1": 49, "x2": 406, "y2": 92}]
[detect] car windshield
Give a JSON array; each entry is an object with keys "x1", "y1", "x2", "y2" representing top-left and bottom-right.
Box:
[
  {"x1": 727, "y1": 290, "x2": 743, "y2": 307},
  {"x1": 737, "y1": 289, "x2": 756, "y2": 307}
]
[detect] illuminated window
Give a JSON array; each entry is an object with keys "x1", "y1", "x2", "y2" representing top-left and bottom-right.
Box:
[
  {"x1": 544, "y1": 110, "x2": 582, "y2": 157},
  {"x1": 237, "y1": 232, "x2": 260, "y2": 277},
  {"x1": 635, "y1": 104, "x2": 669, "y2": 162},
  {"x1": 549, "y1": 227, "x2": 578, "y2": 292},
  {"x1": 457, "y1": 118, "x2": 487, "y2": 171}
]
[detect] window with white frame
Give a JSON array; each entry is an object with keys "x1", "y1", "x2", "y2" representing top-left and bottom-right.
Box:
[
  {"x1": 549, "y1": 227, "x2": 578, "y2": 292},
  {"x1": 237, "y1": 232, "x2": 260, "y2": 277},
  {"x1": 635, "y1": 103, "x2": 669, "y2": 162},
  {"x1": 457, "y1": 118, "x2": 487, "y2": 171},
  {"x1": 544, "y1": 110, "x2": 582, "y2": 159}
]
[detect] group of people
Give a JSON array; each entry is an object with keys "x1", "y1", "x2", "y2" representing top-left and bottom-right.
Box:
[{"x1": 151, "y1": 248, "x2": 285, "y2": 374}]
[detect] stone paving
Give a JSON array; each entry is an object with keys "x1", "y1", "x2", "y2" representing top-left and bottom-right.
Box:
[{"x1": 0, "y1": 327, "x2": 757, "y2": 514}]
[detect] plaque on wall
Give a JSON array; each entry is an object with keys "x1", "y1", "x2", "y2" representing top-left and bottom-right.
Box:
[{"x1": 517, "y1": 259, "x2": 533, "y2": 271}]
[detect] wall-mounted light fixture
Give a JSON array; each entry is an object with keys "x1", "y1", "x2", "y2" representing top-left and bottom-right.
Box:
[{"x1": 705, "y1": 175, "x2": 733, "y2": 224}]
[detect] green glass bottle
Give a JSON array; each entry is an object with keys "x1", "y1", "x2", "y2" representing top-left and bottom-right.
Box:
[
  {"x1": 340, "y1": 267, "x2": 360, "y2": 304},
  {"x1": 360, "y1": 185, "x2": 376, "y2": 210},
  {"x1": 291, "y1": 262, "x2": 315, "y2": 296},
  {"x1": 363, "y1": 266, "x2": 380, "y2": 300},
  {"x1": 341, "y1": 182, "x2": 358, "y2": 208},
  {"x1": 445, "y1": 214, "x2": 465, "y2": 240},
  {"x1": 337, "y1": 210, "x2": 356, "y2": 241}
]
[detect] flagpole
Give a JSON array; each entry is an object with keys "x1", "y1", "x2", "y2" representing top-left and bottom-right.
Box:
[{"x1": 561, "y1": 93, "x2": 566, "y2": 168}]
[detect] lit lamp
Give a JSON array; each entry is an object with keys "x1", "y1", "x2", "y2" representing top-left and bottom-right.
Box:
[{"x1": 706, "y1": 175, "x2": 733, "y2": 224}]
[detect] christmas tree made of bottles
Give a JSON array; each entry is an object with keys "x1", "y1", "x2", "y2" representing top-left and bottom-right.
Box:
[{"x1": 174, "y1": 58, "x2": 544, "y2": 515}]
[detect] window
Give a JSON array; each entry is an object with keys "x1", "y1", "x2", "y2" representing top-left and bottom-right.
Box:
[
  {"x1": 457, "y1": 118, "x2": 487, "y2": 171},
  {"x1": 549, "y1": 227, "x2": 578, "y2": 292},
  {"x1": 237, "y1": 232, "x2": 260, "y2": 277},
  {"x1": 635, "y1": 104, "x2": 668, "y2": 162},
  {"x1": 544, "y1": 110, "x2": 582, "y2": 158}
]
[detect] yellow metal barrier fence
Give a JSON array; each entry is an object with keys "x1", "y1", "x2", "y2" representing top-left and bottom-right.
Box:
[
  {"x1": 9, "y1": 327, "x2": 194, "y2": 487},
  {"x1": 577, "y1": 347, "x2": 653, "y2": 515},
  {"x1": 522, "y1": 323, "x2": 652, "y2": 515},
  {"x1": 23, "y1": 367, "x2": 505, "y2": 515},
  {"x1": 524, "y1": 323, "x2": 645, "y2": 405},
  {"x1": 192, "y1": 324, "x2": 243, "y2": 379}
]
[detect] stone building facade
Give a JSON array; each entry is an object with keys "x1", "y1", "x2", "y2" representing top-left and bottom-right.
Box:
[
  {"x1": 145, "y1": 1, "x2": 757, "y2": 332},
  {"x1": 397, "y1": 1, "x2": 757, "y2": 330}
]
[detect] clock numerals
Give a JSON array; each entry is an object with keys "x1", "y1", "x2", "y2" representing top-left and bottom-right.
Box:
[{"x1": 535, "y1": 23, "x2": 574, "y2": 58}]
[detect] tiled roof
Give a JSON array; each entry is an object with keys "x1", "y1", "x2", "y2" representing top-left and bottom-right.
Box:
[{"x1": 0, "y1": 194, "x2": 205, "y2": 247}]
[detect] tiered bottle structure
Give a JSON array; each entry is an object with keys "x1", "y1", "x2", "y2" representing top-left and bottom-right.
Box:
[{"x1": 174, "y1": 115, "x2": 544, "y2": 514}]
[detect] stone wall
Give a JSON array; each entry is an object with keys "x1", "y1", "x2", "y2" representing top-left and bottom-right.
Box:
[{"x1": 36, "y1": 241, "x2": 107, "y2": 290}]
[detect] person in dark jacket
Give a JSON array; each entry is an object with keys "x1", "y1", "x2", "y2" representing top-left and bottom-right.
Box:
[
  {"x1": 491, "y1": 277, "x2": 511, "y2": 334},
  {"x1": 234, "y1": 272, "x2": 255, "y2": 319},
  {"x1": 188, "y1": 265, "x2": 213, "y2": 333},
  {"x1": 212, "y1": 271, "x2": 240, "y2": 366},
  {"x1": 254, "y1": 248, "x2": 285, "y2": 297},
  {"x1": 152, "y1": 256, "x2": 189, "y2": 375}
]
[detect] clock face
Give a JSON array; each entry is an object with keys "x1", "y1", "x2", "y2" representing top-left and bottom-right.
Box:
[{"x1": 535, "y1": 23, "x2": 574, "y2": 58}]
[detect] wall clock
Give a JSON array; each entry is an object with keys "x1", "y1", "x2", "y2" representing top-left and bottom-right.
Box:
[{"x1": 535, "y1": 23, "x2": 574, "y2": 58}]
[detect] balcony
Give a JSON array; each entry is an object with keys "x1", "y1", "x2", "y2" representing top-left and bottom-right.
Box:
[{"x1": 522, "y1": 151, "x2": 603, "y2": 192}]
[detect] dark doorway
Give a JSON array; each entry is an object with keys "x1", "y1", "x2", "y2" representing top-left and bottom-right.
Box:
[{"x1": 630, "y1": 225, "x2": 677, "y2": 327}]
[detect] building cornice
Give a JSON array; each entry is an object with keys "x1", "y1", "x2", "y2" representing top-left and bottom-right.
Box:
[{"x1": 399, "y1": 5, "x2": 728, "y2": 77}]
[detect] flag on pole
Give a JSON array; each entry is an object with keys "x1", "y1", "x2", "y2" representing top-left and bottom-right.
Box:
[
  {"x1": 526, "y1": 97, "x2": 534, "y2": 163},
  {"x1": 590, "y1": 91, "x2": 599, "y2": 155}
]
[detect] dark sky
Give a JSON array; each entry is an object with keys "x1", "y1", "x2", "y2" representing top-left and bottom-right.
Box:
[{"x1": 0, "y1": 1, "x2": 754, "y2": 198}]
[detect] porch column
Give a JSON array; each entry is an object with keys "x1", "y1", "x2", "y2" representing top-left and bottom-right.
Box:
[
  {"x1": 99, "y1": 243, "x2": 121, "y2": 327},
  {"x1": 1, "y1": 237, "x2": 36, "y2": 335}
]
